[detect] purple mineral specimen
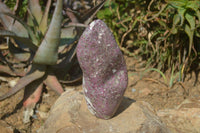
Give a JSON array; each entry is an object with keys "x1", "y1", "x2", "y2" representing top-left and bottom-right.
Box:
[{"x1": 76, "y1": 19, "x2": 128, "y2": 119}]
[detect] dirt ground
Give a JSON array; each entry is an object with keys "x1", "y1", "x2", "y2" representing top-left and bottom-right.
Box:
[{"x1": 0, "y1": 55, "x2": 200, "y2": 133}]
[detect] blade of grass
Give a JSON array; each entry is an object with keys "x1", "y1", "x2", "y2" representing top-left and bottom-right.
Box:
[{"x1": 141, "y1": 68, "x2": 167, "y2": 84}]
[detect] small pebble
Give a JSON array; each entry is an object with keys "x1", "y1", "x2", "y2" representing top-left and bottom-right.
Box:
[
  {"x1": 131, "y1": 88, "x2": 136, "y2": 93},
  {"x1": 0, "y1": 76, "x2": 7, "y2": 82},
  {"x1": 39, "y1": 104, "x2": 50, "y2": 112},
  {"x1": 8, "y1": 78, "x2": 19, "y2": 88},
  {"x1": 42, "y1": 93, "x2": 50, "y2": 98},
  {"x1": 32, "y1": 114, "x2": 38, "y2": 119},
  {"x1": 38, "y1": 111, "x2": 49, "y2": 119}
]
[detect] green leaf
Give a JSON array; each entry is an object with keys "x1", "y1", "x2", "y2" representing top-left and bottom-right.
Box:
[
  {"x1": 186, "y1": 1, "x2": 200, "y2": 11},
  {"x1": 173, "y1": 14, "x2": 181, "y2": 26},
  {"x1": 185, "y1": 24, "x2": 194, "y2": 56},
  {"x1": 171, "y1": 27, "x2": 178, "y2": 34},
  {"x1": 171, "y1": 14, "x2": 181, "y2": 34},
  {"x1": 39, "y1": 0, "x2": 51, "y2": 34},
  {"x1": 28, "y1": 0, "x2": 43, "y2": 25},
  {"x1": 157, "y1": 19, "x2": 167, "y2": 28},
  {"x1": 167, "y1": 0, "x2": 187, "y2": 8},
  {"x1": 185, "y1": 12, "x2": 195, "y2": 30},
  {"x1": 97, "y1": 8, "x2": 112, "y2": 19},
  {"x1": 27, "y1": 8, "x2": 40, "y2": 31},
  {"x1": 195, "y1": 11, "x2": 200, "y2": 25},
  {"x1": 141, "y1": 68, "x2": 167, "y2": 84},
  {"x1": 195, "y1": 30, "x2": 200, "y2": 37},
  {"x1": 177, "y1": 8, "x2": 186, "y2": 26},
  {"x1": 33, "y1": 0, "x2": 63, "y2": 65},
  {"x1": 169, "y1": 65, "x2": 175, "y2": 87}
]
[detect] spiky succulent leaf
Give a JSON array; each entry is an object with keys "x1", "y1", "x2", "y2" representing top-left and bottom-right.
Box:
[
  {"x1": 0, "y1": 65, "x2": 16, "y2": 76},
  {"x1": 33, "y1": 0, "x2": 63, "y2": 65},
  {"x1": 0, "y1": 2, "x2": 28, "y2": 37},
  {"x1": 44, "y1": 74, "x2": 64, "y2": 94},
  {"x1": 57, "y1": 0, "x2": 106, "y2": 63},
  {"x1": 81, "y1": 0, "x2": 106, "y2": 25},
  {"x1": 8, "y1": 41, "x2": 31, "y2": 61},
  {"x1": 0, "y1": 64, "x2": 46, "y2": 101},
  {"x1": 39, "y1": 0, "x2": 52, "y2": 34},
  {"x1": 0, "y1": 12, "x2": 38, "y2": 45},
  {"x1": 27, "y1": 8, "x2": 40, "y2": 28},
  {"x1": 28, "y1": 0, "x2": 43, "y2": 25},
  {"x1": 59, "y1": 27, "x2": 77, "y2": 49},
  {"x1": 23, "y1": 79, "x2": 43, "y2": 107},
  {"x1": 0, "y1": 30, "x2": 37, "y2": 51}
]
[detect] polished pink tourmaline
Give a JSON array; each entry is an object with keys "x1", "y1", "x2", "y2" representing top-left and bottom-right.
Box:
[{"x1": 76, "y1": 19, "x2": 128, "y2": 119}]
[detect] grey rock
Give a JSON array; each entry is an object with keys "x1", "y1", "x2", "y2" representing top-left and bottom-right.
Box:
[
  {"x1": 158, "y1": 98, "x2": 200, "y2": 133},
  {"x1": 39, "y1": 90, "x2": 170, "y2": 133}
]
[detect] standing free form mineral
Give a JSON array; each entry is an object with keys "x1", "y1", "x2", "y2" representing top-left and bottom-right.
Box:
[{"x1": 77, "y1": 19, "x2": 128, "y2": 119}]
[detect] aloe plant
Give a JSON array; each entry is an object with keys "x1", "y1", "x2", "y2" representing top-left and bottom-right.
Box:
[{"x1": 0, "y1": 0, "x2": 106, "y2": 123}]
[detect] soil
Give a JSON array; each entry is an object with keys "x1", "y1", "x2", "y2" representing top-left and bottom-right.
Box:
[{"x1": 0, "y1": 55, "x2": 200, "y2": 133}]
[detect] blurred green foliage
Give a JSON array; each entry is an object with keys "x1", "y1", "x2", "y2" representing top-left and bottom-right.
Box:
[
  {"x1": 97, "y1": 0, "x2": 200, "y2": 81},
  {"x1": 4, "y1": 0, "x2": 200, "y2": 82},
  {"x1": 4, "y1": 0, "x2": 28, "y2": 17}
]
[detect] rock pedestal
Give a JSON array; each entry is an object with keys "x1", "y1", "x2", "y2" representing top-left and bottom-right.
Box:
[
  {"x1": 158, "y1": 98, "x2": 200, "y2": 133},
  {"x1": 39, "y1": 90, "x2": 170, "y2": 133},
  {"x1": 0, "y1": 120, "x2": 14, "y2": 133}
]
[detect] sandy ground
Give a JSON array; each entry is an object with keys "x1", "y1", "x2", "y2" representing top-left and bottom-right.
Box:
[{"x1": 0, "y1": 56, "x2": 200, "y2": 132}]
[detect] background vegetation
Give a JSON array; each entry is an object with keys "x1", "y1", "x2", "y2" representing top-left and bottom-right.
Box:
[
  {"x1": 0, "y1": 0, "x2": 106, "y2": 123},
  {"x1": 97, "y1": 0, "x2": 200, "y2": 83},
  {"x1": 2, "y1": 0, "x2": 200, "y2": 84}
]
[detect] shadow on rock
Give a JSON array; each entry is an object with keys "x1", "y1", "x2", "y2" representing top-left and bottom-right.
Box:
[{"x1": 114, "y1": 97, "x2": 136, "y2": 117}]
